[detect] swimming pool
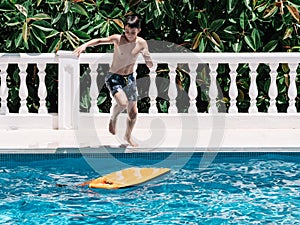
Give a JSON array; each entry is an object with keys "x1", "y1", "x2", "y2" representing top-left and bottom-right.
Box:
[{"x1": 0, "y1": 152, "x2": 299, "y2": 224}]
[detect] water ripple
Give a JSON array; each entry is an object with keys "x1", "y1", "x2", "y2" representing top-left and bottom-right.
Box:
[{"x1": 0, "y1": 154, "x2": 299, "y2": 224}]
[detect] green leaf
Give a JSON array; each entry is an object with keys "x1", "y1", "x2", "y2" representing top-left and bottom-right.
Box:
[
  {"x1": 154, "y1": 0, "x2": 162, "y2": 15},
  {"x1": 263, "y1": 79, "x2": 271, "y2": 93},
  {"x1": 197, "y1": 12, "x2": 208, "y2": 28},
  {"x1": 232, "y1": 41, "x2": 242, "y2": 52},
  {"x1": 243, "y1": 0, "x2": 252, "y2": 10},
  {"x1": 227, "y1": 0, "x2": 239, "y2": 14},
  {"x1": 244, "y1": 35, "x2": 255, "y2": 51},
  {"x1": 48, "y1": 38, "x2": 60, "y2": 53},
  {"x1": 72, "y1": 30, "x2": 90, "y2": 39},
  {"x1": 97, "y1": 92, "x2": 107, "y2": 105},
  {"x1": 164, "y1": 1, "x2": 174, "y2": 19},
  {"x1": 251, "y1": 28, "x2": 261, "y2": 50},
  {"x1": 31, "y1": 20, "x2": 53, "y2": 32},
  {"x1": 289, "y1": 0, "x2": 300, "y2": 7},
  {"x1": 119, "y1": 0, "x2": 126, "y2": 8},
  {"x1": 153, "y1": 14, "x2": 164, "y2": 30},
  {"x1": 209, "y1": 19, "x2": 225, "y2": 32},
  {"x1": 29, "y1": 35, "x2": 43, "y2": 52},
  {"x1": 263, "y1": 40, "x2": 278, "y2": 52},
  {"x1": 0, "y1": 1, "x2": 15, "y2": 11},
  {"x1": 99, "y1": 21, "x2": 109, "y2": 35},
  {"x1": 31, "y1": 27, "x2": 46, "y2": 44},
  {"x1": 31, "y1": 13, "x2": 51, "y2": 20},
  {"x1": 22, "y1": 22, "x2": 28, "y2": 42},
  {"x1": 15, "y1": 4, "x2": 28, "y2": 17},
  {"x1": 198, "y1": 37, "x2": 206, "y2": 52},
  {"x1": 283, "y1": 27, "x2": 293, "y2": 40},
  {"x1": 6, "y1": 19, "x2": 21, "y2": 27},
  {"x1": 63, "y1": 0, "x2": 71, "y2": 14},
  {"x1": 263, "y1": 5, "x2": 277, "y2": 18},
  {"x1": 240, "y1": 11, "x2": 245, "y2": 30},
  {"x1": 46, "y1": 0, "x2": 61, "y2": 4},
  {"x1": 71, "y1": 3, "x2": 89, "y2": 17},
  {"x1": 52, "y1": 13, "x2": 62, "y2": 25},
  {"x1": 192, "y1": 32, "x2": 201, "y2": 50},
  {"x1": 46, "y1": 30, "x2": 59, "y2": 39},
  {"x1": 108, "y1": 7, "x2": 123, "y2": 18},
  {"x1": 224, "y1": 25, "x2": 239, "y2": 34},
  {"x1": 80, "y1": 92, "x2": 91, "y2": 109},
  {"x1": 111, "y1": 20, "x2": 124, "y2": 33},
  {"x1": 67, "y1": 13, "x2": 74, "y2": 30},
  {"x1": 14, "y1": 32, "x2": 23, "y2": 48}
]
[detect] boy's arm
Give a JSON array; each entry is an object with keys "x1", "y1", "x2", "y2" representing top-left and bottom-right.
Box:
[
  {"x1": 141, "y1": 40, "x2": 153, "y2": 69},
  {"x1": 73, "y1": 35, "x2": 119, "y2": 56}
]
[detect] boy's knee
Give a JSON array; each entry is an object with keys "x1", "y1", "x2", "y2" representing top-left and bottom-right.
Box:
[
  {"x1": 128, "y1": 109, "x2": 137, "y2": 120},
  {"x1": 119, "y1": 101, "x2": 128, "y2": 109}
]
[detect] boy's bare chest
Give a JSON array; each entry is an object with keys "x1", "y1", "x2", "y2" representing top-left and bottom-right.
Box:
[{"x1": 117, "y1": 41, "x2": 141, "y2": 57}]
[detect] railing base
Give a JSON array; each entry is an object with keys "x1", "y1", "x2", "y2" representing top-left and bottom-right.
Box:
[
  {"x1": 0, "y1": 114, "x2": 57, "y2": 129},
  {"x1": 0, "y1": 113, "x2": 300, "y2": 152}
]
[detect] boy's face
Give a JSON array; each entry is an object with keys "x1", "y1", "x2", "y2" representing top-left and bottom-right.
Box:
[{"x1": 124, "y1": 25, "x2": 140, "y2": 42}]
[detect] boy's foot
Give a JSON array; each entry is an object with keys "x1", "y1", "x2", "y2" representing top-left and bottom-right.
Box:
[
  {"x1": 124, "y1": 135, "x2": 138, "y2": 147},
  {"x1": 109, "y1": 119, "x2": 117, "y2": 135}
]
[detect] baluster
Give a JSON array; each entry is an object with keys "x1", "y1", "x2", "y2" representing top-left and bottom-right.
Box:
[
  {"x1": 89, "y1": 63, "x2": 99, "y2": 114},
  {"x1": 248, "y1": 63, "x2": 259, "y2": 113},
  {"x1": 37, "y1": 63, "x2": 48, "y2": 114},
  {"x1": 0, "y1": 63, "x2": 9, "y2": 115},
  {"x1": 208, "y1": 63, "x2": 218, "y2": 114},
  {"x1": 228, "y1": 63, "x2": 239, "y2": 113},
  {"x1": 268, "y1": 63, "x2": 278, "y2": 113},
  {"x1": 108, "y1": 64, "x2": 116, "y2": 115},
  {"x1": 133, "y1": 63, "x2": 138, "y2": 80},
  {"x1": 287, "y1": 63, "x2": 298, "y2": 113},
  {"x1": 168, "y1": 65, "x2": 177, "y2": 114},
  {"x1": 149, "y1": 63, "x2": 158, "y2": 114},
  {"x1": 188, "y1": 63, "x2": 198, "y2": 114},
  {"x1": 18, "y1": 63, "x2": 28, "y2": 114}
]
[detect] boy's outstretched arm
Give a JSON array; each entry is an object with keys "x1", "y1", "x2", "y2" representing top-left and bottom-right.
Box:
[
  {"x1": 73, "y1": 35, "x2": 118, "y2": 57},
  {"x1": 141, "y1": 40, "x2": 153, "y2": 69}
]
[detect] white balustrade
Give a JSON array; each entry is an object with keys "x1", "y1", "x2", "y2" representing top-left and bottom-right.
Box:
[
  {"x1": 0, "y1": 63, "x2": 9, "y2": 115},
  {"x1": 108, "y1": 63, "x2": 116, "y2": 115},
  {"x1": 18, "y1": 63, "x2": 29, "y2": 114},
  {"x1": 248, "y1": 63, "x2": 259, "y2": 113},
  {"x1": 149, "y1": 63, "x2": 158, "y2": 114},
  {"x1": 228, "y1": 63, "x2": 239, "y2": 113},
  {"x1": 268, "y1": 63, "x2": 279, "y2": 113},
  {"x1": 208, "y1": 63, "x2": 218, "y2": 114},
  {"x1": 57, "y1": 51, "x2": 79, "y2": 129},
  {"x1": 287, "y1": 63, "x2": 298, "y2": 113},
  {"x1": 37, "y1": 63, "x2": 48, "y2": 114},
  {"x1": 168, "y1": 66, "x2": 178, "y2": 114},
  {"x1": 188, "y1": 63, "x2": 198, "y2": 113},
  {"x1": 0, "y1": 52, "x2": 300, "y2": 131},
  {"x1": 89, "y1": 63, "x2": 100, "y2": 115}
]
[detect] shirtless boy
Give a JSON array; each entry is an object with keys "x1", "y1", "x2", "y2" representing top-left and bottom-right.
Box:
[{"x1": 74, "y1": 15, "x2": 153, "y2": 147}]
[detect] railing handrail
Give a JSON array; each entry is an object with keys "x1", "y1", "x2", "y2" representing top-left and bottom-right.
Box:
[{"x1": 2, "y1": 52, "x2": 300, "y2": 64}]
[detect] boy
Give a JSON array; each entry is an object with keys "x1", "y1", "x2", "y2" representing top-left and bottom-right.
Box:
[{"x1": 74, "y1": 15, "x2": 153, "y2": 147}]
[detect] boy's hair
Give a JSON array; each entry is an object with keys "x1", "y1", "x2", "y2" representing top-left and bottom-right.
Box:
[{"x1": 124, "y1": 15, "x2": 141, "y2": 29}]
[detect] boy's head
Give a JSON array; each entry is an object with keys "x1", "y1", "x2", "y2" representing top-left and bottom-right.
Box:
[
  {"x1": 124, "y1": 15, "x2": 141, "y2": 29},
  {"x1": 123, "y1": 15, "x2": 141, "y2": 42}
]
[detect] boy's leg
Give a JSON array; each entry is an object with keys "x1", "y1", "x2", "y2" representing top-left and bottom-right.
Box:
[
  {"x1": 109, "y1": 91, "x2": 128, "y2": 135},
  {"x1": 124, "y1": 101, "x2": 138, "y2": 147}
]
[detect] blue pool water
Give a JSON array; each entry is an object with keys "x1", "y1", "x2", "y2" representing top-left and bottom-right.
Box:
[{"x1": 0, "y1": 152, "x2": 299, "y2": 224}]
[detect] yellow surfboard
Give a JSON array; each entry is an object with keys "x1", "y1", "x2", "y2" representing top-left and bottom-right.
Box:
[{"x1": 88, "y1": 167, "x2": 170, "y2": 189}]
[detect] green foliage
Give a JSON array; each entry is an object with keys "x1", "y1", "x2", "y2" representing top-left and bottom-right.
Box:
[{"x1": 1, "y1": 0, "x2": 300, "y2": 113}]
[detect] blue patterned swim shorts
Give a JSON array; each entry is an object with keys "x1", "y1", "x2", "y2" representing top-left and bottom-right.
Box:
[{"x1": 105, "y1": 72, "x2": 137, "y2": 101}]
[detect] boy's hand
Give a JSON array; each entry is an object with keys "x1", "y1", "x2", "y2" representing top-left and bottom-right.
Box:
[{"x1": 73, "y1": 44, "x2": 87, "y2": 57}]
